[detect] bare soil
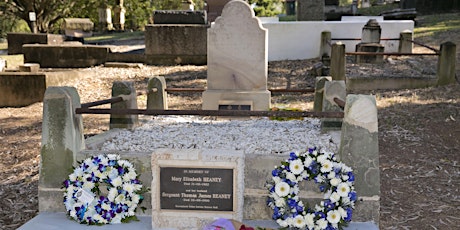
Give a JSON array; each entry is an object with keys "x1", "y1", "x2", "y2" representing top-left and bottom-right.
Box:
[{"x1": 1, "y1": 23, "x2": 459, "y2": 230}]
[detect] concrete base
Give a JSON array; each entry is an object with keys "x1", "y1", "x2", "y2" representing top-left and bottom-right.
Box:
[
  {"x1": 202, "y1": 90, "x2": 271, "y2": 111},
  {"x1": 19, "y1": 213, "x2": 378, "y2": 230}
]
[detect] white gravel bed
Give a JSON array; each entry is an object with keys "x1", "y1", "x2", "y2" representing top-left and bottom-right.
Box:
[{"x1": 100, "y1": 116, "x2": 339, "y2": 155}]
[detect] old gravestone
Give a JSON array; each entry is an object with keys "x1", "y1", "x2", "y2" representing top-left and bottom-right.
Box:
[{"x1": 202, "y1": 0, "x2": 270, "y2": 111}]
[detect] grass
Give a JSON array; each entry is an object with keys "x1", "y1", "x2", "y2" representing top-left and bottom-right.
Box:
[
  {"x1": 414, "y1": 13, "x2": 460, "y2": 38},
  {"x1": 84, "y1": 31, "x2": 144, "y2": 42},
  {"x1": 0, "y1": 54, "x2": 24, "y2": 69}
]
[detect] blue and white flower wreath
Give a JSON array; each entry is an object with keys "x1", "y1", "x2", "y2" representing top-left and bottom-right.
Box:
[
  {"x1": 63, "y1": 154, "x2": 145, "y2": 225},
  {"x1": 266, "y1": 147, "x2": 357, "y2": 229}
]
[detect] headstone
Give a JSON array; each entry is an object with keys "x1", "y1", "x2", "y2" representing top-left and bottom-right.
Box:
[
  {"x1": 110, "y1": 81, "x2": 139, "y2": 130},
  {"x1": 437, "y1": 41, "x2": 457, "y2": 86},
  {"x1": 0, "y1": 58, "x2": 5, "y2": 71},
  {"x1": 113, "y1": 5, "x2": 126, "y2": 31},
  {"x1": 147, "y1": 76, "x2": 168, "y2": 110},
  {"x1": 39, "y1": 87, "x2": 84, "y2": 212},
  {"x1": 63, "y1": 18, "x2": 94, "y2": 38},
  {"x1": 339, "y1": 94, "x2": 380, "y2": 225},
  {"x1": 202, "y1": 0, "x2": 270, "y2": 111},
  {"x1": 356, "y1": 19, "x2": 384, "y2": 64},
  {"x1": 297, "y1": 0, "x2": 325, "y2": 21},
  {"x1": 151, "y1": 149, "x2": 245, "y2": 229},
  {"x1": 98, "y1": 7, "x2": 113, "y2": 31}
]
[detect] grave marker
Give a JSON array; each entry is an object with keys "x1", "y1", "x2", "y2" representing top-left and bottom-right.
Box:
[{"x1": 202, "y1": 0, "x2": 270, "y2": 111}]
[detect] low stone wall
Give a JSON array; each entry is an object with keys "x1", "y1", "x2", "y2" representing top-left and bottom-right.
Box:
[
  {"x1": 7, "y1": 32, "x2": 66, "y2": 55},
  {"x1": 0, "y1": 70, "x2": 81, "y2": 107},
  {"x1": 23, "y1": 44, "x2": 110, "y2": 68},
  {"x1": 346, "y1": 76, "x2": 438, "y2": 91},
  {"x1": 145, "y1": 24, "x2": 209, "y2": 65}
]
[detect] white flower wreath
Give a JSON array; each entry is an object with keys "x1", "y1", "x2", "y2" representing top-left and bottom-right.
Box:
[
  {"x1": 63, "y1": 154, "x2": 145, "y2": 225},
  {"x1": 266, "y1": 147, "x2": 357, "y2": 229}
]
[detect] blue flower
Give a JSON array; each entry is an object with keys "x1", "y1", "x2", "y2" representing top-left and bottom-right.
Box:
[
  {"x1": 92, "y1": 156, "x2": 101, "y2": 165},
  {"x1": 319, "y1": 185, "x2": 325, "y2": 192},
  {"x1": 272, "y1": 168, "x2": 280, "y2": 177},
  {"x1": 108, "y1": 160, "x2": 116, "y2": 166},
  {"x1": 273, "y1": 207, "x2": 282, "y2": 219},
  {"x1": 326, "y1": 225, "x2": 337, "y2": 230},
  {"x1": 345, "y1": 208, "x2": 353, "y2": 222},
  {"x1": 289, "y1": 152, "x2": 298, "y2": 160},
  {"x1": 324, "y1": 199, "x2": 335, "y2": 210},
  {"x1": 117, "y1": 166, "x2": 125, "y2": 175},
  {"x1": 349, "y1": 191, "x2": 357, "y2": 201},
  {"x1": 315, "y1": 211, "x2": 326, "y2": 219},
  {"x1": 287, "y1": 198, "x2": 297, "y2": 208},
  {"x1": 348, "y1": 172, "x2": 355, "y2": 182},
  {"x1": 98, "y1": 164, "x2": 107, "y2": 172},
  {"x1": 76, "y1": 205, "x2": 87, "y2": 221},
  {"x1": 63, "y1": 179, "x2": 71, "y2": 188}
]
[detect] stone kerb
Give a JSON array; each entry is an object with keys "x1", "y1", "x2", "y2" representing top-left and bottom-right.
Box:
[
  {"x1": 147, "y1": 76, "x2": 168, "y2": 110},
  {"x1": 202, "y1": 0, "x2": 271, "y2": 111},
  {"x1": 7, "y1": 32, "x2": 66, "y2": 55},
  {"x1": 39, "y1": 87, "x2": 85, "y2": 212},
  {"x1": 339, "y1": 94, "x2": 380, "y2": 225}
]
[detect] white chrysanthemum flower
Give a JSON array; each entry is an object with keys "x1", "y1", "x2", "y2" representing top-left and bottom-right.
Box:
[
  {"x1": 323, "y1": 190, "x2": 332, "y2": 199},
  {"x1": 327, "y1": 210, "x2": 341, "y2": 224},
  {"x1": 111, "y1": 176, "x2": 123, "y2": 187},
  {"x1": 107, "y1": 154, "x2": 118, "y2": 160},
  {"x1": 69, "y1": 173, "x2": 77, "y2": 181},
  {"x1": 342, "y1": 196, "x2": 351, "y2": 206},
  {"x1": 275, "y1": 181, "x2": 290, "y2": 197},
  {"x1": 276, "y1": 219, "x2": 288, "y2": 227},
  {"x1": 70, "y1": 210, "x2": 77, "y2": 218},
  {"x1": 286, "y1": 172, "x2": 296, "y2": 182},
  {"x1": 74, "y1": 167, "x2": 84, "y2": 177},
  {"x1": 115, "y1": 194, "x2": 126, "y2": 203},
  {"x1": 316, "y1": 218, "x2": 328, "y2": 229},
  {"x1": 291, "y1": 185, "x2": 299, "y2": 195},
  {"x1": 301, "y1": 170, "x2": 309, "y2": 179},
  {"x1": 330, "y1": 178, "x2": 341, "y2": 187},
  {"x1": 273, "y1": 176, "x2": 281, "y2": 184},
  {"x1": 289, "y1": 159, "x2": 304, "y2": 175},
  {"x1": 337, "y1": 182, "x2": 350, "y2": 197},
  {"x1": 304, "y1": 156, "x2": 313, "y2": 168},
  {"x1": 341, "y1": 174, "x2": 349, "y2": 181},
  {"x1": 327, "y1": 171, "x2": 336, "y2": 179},
  {"x1": 82, "y1": 181, "x2": 95, "y2": 191},
  {"x1": 123, "y1": 183, "x2": 135, "y2": 195},
  {"x1": 108, "y1": 188, "x2": 118, "y2": 201},
  {"x1": 123, "y1": 170, "x2": 137, "y2": 181},
  {"x1": 315, "y1": 175, "x2": 325, "y2": 183},
  {"x1": 317, "y1": 154, "x2": 328, "y2": 163},
  {"x1": 315, "y1": 204, "x2": 323, "y2": 212},
  {"x1": 293, "y1": 215, "x2": 306, "y2": 228},
  {"x1": 132, "y1": 194, "x2": 140, "y2": 204},
  {"x1": 338, "y1": 207, "x2": 348, "y2": 219},
  {"x1": 320, "y1": 160, "x2": 333, "y2": 173},
  {"x1": 304, "y1": 213, "x2": 315, "y2": 228},
  {"x1": 102, "y1": 203, "x2": 111, "y2": 211},
  {"x1": 330, "y1": 192, "x2": 341, "y2": 203},
  {"x1": 275, "y1": 197, "x2": 286, "y2": 207},
  {"x1": 111, "y1": 215, "x2": 122, "y2": 224}
]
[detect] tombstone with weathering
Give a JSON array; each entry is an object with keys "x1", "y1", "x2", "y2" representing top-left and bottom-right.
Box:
[{"x1": 202, "y1": 0, "x2": 270, "y2": 111}]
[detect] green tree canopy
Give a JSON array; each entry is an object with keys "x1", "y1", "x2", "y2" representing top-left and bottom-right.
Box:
[{"x1": 248, "y1": 0, "x2": 282, "y2": 17}]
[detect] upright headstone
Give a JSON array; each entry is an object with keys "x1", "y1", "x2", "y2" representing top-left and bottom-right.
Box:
[
  {"x1": 339, "y1": 94, "x2": 380, "y2": 225},
  {"x1": 113, "y1": 0, "x2": 126, "y2": 31},
  {"x1": 398, "y1": 30, "x2": 413, "y2": 53},
  {"x1": 437, "y1": 41, "x2": 457, "y2": 86},
  {"x1": 0, "y1": 58, "x2": 5, "y2": 72},
  {"x1": 110, "y1": 81, "x2": 139, "y2": 129},
  {"x1": 356, "y1": 19, "x2": 384, "y2": 64},
  {"x1": 321, "y1": 80, "x2": 346, "y2": 130},
  {"x1": 39, "y1": 87, "x2": 85, "y2": 212},
  {"x1": 98, "y1": 5, "x2": 113, "y2": 31},
  {"x1": 147, "y1": 76, "x2": 168, "y2": 110},
  {"x1": 330, "y1": 42, "x2": 346, "y2": 81},
  {"x1": 313, "y1": 76, "x2": 332, "y2": 112},
  {"x1": 202, "y1": 0, "x2": 270, "y2": 111},
  {"x1": 297, "y1": 0, "x2": 325, "y2": 21}
]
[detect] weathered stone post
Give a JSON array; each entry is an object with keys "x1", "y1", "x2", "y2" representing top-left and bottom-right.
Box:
[
  {"x1": 398, "y1": 30, "x2": 413, "y2": 53},
  {"x1": 339, "y1": 94, "x2": 380, "y2": 225},
  {"x1": 330, "y1": 42, "x2": 346, "y2": 81},
  {"x1": 39, "y1": 87, "x2": 84, "y2": 212},
  {"x1": 320, "y1": 31, "x2": 332, "y2": 58},
  {"x1": 321, "y1": 80, "x2": 346, "y2": 130},
  {"x1": 313, "y1": 76, "x2": 332, "y2": 112},
  {"x1": 437, "y1": 41, "x2": 457, "y2": 86},
  {"x1": 147, "y1": 76, "x2": 168, "y2": 110},
  {"x1": 110, "y1": 81, "x2": 139, "y2": 129}
]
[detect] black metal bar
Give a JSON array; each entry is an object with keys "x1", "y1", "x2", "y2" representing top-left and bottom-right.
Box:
[
  {"x1": 334, "y1": 97, "x2": 346, "y2": 110},
  {"x1": 406, "y1": 39, "x2": 440, "y2": 53},
  {"x1": 345, "y1": 52, "x2": 438, "y2": 56},
  {"x1": 75, "y1": 108, "x2": 344, "y2": 118},
  {"x1": 165, "y1": 88, "x2": 315, "y2": 93},
  {"x1": 331, "y1": 38, "x2": 399, "y2": 41},
  {"x1": 81, "y1": 97, "x2": 124, "y2": 108}
]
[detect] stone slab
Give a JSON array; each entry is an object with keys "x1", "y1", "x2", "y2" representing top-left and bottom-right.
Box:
[
  {"x1": 151, "y1": 149, "x2": 245, "y2": 230},
  {"x1": 7, "y1": 32, "x2": 66, "y2": 55},
  {"x1": 201, "y1": 90, "x2": 271, "y2": 111},
  {"x1": 18, "y1": 213, "x2": 378, "y2": 230},
  {"x1": 153, "y1": 10, "x2": 207, "y2": 24}
]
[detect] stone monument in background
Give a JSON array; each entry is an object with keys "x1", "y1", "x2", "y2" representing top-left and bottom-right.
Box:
[
  {"x1": 202, "y1": 0, "x2": 270, "y2": 111},
  {"x1": 206, "y1": 0, "x2": 232, "y2": 22}
]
